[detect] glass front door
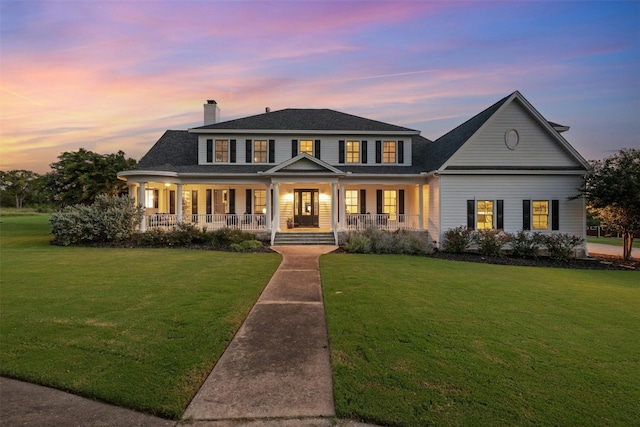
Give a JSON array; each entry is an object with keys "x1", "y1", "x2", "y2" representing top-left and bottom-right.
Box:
[{"x1": 294, "y1": 189, "x2": 319, "y2": 227}]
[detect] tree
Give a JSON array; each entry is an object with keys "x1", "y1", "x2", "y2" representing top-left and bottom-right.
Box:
[
  {"x1": 0, "y1": 170, "x2": 40, "y2": 208},
  {"x1": 578, "y1": 148, "x2": 640, "y2": 260},
  {"x1": 45, "y1": 149, "x2": 137, "y2": 206}
]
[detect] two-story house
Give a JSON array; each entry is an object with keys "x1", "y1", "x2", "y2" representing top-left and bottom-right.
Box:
[{"x1": 118, "y1": 91, "x2": 590, "y2": 251}]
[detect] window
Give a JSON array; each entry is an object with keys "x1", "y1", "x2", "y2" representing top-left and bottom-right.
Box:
[
  {"x1": 254, "y1": 190, "x2": 266, "y2": 214},
  {"x1": 345, "y1": 190, "x2": 358, "y2": 214},
  {"x1": 299, "y1": 140, "x2": 313, "y2": 155},
  {"x1": 144, "y1": 188, "x2": 158, "y2": 209},
  {"x1": 215, "y1": 140, "x2": 228, "y2": 162},
  {"x1": 476, "y1": 200, "x2": 494, "y2": 229},
  {"x1": 182, "y1": 190, "x2": 191, "y2": 215},
  {"x1": 213, "y1": 189, "x2": 227, "y2": 214},
  {"x1": 383, "y1": 141, "x2": 396, "y2": 163},
  {"x1": 383, "y1": 190, "x2": 397, "y2": 220},
  {"x1": 346, "y1": 141, "x2": 360, "y2": 163},
  {"x1": 532, "y1": 200, "x2": 549, "y2": 230},
  {"x1": 254, "y1": 140, "x2": 267, "y2": 163}
]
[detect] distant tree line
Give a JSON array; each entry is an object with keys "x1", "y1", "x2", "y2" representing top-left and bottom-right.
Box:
[{"x1": 1, "y1": 148, "x2": 136, "y2": 208}]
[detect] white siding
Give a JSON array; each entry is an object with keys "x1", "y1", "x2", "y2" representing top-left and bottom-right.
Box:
[
  {"x1": 426, "y1": 176, "x2": 440, "y2": 242},
  {"x1": 438, "y1": 174, "x2": 584, "y2": 243},
  {"x1": 448, "y1": 101, "x2": 581, "y2": 168}
]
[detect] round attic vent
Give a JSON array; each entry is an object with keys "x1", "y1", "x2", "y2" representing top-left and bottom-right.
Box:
[{"x1": 505, "y1": 128, "x2": 519, "y2": 150}]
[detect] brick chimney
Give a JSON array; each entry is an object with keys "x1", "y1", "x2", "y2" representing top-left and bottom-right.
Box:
[{"x1": 204, "y1": 100, "x2": 220, "y2": 125}]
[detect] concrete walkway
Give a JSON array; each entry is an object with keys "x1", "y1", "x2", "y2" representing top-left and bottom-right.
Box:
[
  {"x1": 183, "y1": 245, "x2": 338, "y2": 425},
  {"x1": 587, "y1": 242, "x2": 638, "y2": 260}
]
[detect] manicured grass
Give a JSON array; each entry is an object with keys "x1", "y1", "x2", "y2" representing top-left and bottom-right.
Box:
[
  {"x1": 321, "y1": 254, "x2": 639, "y2": 427},
  {"x1": 0, "y1": 215, "x2": 281, "y2": 419},
  {"x1": 587, "y1": 236, "x2": 639, "y2": 248}
]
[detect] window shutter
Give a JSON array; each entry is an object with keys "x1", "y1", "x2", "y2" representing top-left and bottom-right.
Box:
[
  {"x1": 268, "y1": 139, "x2": 275, "y2": 163},
  {"x1": 338, "y1": 140, "x2": 345, "y2": 163},
  {"x1": 552, "y1": 200, "x2": 559, "y2": 230},
  {"x1": 376, "y1": 190, "x2": 383, "y2": 214},
  {"x1": 398, "y1": 140, "x2": 404, "y2": 164},
  {"x1": 206, "y1": 189, "x2": 212, "y2": 215},
  {"x1": 467, "y1": 200, "x2": 475, "y2": 229},
  {"x1": 523, "y1": 200, "x2": 531, "y2": 230},
  {"x1": 206, "y1": 139, "x2": 213, "y2": 163},
  {"x1": 246, "y1": 140, "x2": 252, "y2": 163},
  {"x1": 399, "y1": 189, "x2": 405, "y2": 222},
  {"x1": 362, "y1": 140, "x2": 368, "y2": 163},
  {"x1": 497, "y1": 200, "x2": 504, "y2": 229},
  {"x1": 360, "y1": 189, "x2": 366, "y2": 214},
  {"x1": 315, "y1": 139, "x2": 321, "y2": 159},
  {"x1": 153, "y1": 189, "x2": 159, "y2": 209},
  {"x1": 292, "y1": 140, "x2": 298, "y2": 157},
  {"x1": 375, "y1": 140, "x2": 382, "y2": 163},
  {"x1": 245, "y1": 189, "x2": 252, "y2": 214},
  {"x1": 228, "y1": 189, "x2": 236, "y2": 214},
  {"x1": 192, "y1": 191, "x2": 198, "y2": 215},
  {"x1": 169, "y1": 190, "x2": 176, "y2": 214},
  {"x1": 230, "y1": 139, "x2": 236, "y2": 163}
]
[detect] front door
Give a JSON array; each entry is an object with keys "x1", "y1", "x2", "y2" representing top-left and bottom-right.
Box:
[{"x1": 294, "y1": 189, "x2": 319, "y2": 227}]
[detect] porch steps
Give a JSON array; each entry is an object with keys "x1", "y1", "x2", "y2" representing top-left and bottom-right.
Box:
[{"x1": 273, "y1": 232, "x2": 336, "y2": 246}]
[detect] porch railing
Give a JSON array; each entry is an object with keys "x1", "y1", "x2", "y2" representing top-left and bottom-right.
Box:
[
  {"x1": 343, "y1": 214, "x2": 420, "y2": 231},
  {"x1": 145, "y1": 214, "x2": 267, "y2": 231}
]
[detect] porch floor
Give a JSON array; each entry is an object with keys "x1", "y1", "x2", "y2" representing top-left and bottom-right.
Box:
[{"x1": 280, "y1": 228, "x2": 332, "y2": 233}]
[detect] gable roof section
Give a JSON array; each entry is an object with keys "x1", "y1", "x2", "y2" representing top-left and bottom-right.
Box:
[
  {"x1": 135, "y1": 130, "x2": 197, "y2": 171},
  {"x1": 191, "y1": 108, "x2": 419, "y2": 134},
  {"x1": 262, "y1": 153, "x2": 345, "y2": 175},
  {"x1": 425, "y1": 91, "x2": 590, "y2": 172}
]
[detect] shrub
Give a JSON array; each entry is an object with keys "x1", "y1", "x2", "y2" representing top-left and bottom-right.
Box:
[
  {"x1": 509, "y1": 230, "x2": 542, "y2": 258},
  {"x1": 472, "y1": 229, "x2": 510, "y2": 257},
  {"x1": 211, "y1": 227, "x2": 256, "y2": 246},
  {"x1": 50, "y1": 195, "x2": 143, "y2": 246},
  {"x1": 540, "y1": 233, "x2": 584, "y2": 261},
  {"x1": 230, "y1": 240, "x2": 263, "y2": 251},
  {"x1": 442, "y1": 226, "x2": 473, "y2": 253},
  {"x1": 343, "y1": 229, "x2": 432, "y2": 255}
]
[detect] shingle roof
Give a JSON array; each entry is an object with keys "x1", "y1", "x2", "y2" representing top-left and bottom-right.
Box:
[
  {"x1": 136, "y1": 130, "x2": 197, "y2": 170},
  {"x1": 192, "y1": 108, "x2": 419, "y2": 133},
  {"x1": 423, "y1": 93, "x2": 511, "y2": 171}
]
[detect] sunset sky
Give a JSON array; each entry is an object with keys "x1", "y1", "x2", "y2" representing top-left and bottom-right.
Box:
[{"x1": 1, "y1": 0, "x2": 639, "y2": 174}]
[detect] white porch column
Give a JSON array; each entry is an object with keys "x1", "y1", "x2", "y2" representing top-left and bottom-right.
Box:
[
  {"x1": 331, "y1": 182, "x2": 337, "y2": 232},
  {"x1": 265, "y1": 183, "x2": 272, "y2": 232},
  {"x1": 418, "y1": 184, "x2": 424, "y2": 231},
  {"x1": 176, "y1": 183, "x2": 183, "y2": 222},
  {"x1": 273, "y1": 183, "x2": 280, "y2": 231},
  {"x1": 339, "y1": 183, "x2": 346, "y2": 231},
  {"x1": 138, "y1": 182, "x2": 147, "y2": 232}
]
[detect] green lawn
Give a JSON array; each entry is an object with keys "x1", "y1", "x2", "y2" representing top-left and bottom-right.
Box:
[
  {"x1": 321, "y1": 254, "x2": 639, "y2": 427},
  {"x1": 587, "y1": 236, "x2": 639, "y2": 248},
  {"x1": 0, "y1": 215, "x2": 281, "y2": 418}
]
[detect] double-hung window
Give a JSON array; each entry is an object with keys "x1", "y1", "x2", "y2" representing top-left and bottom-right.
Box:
[
  {"x1": 254, "y1": 190, "x2": 266, "y2": 214},
  {"x1": 476, "y1": 200, "x2": 494, "y2": 229},
  {"x1": 299, "y1": 140, "x2": 313, "y2": 155},
  {"x1": 532, "y1": 200, "x2": 549, "y2": 230},
  {"x1": 383, "y1": 141, "x2": 396, "y2": 163},
  {"x1": 345, "y1": 190, "x2": 358, "y2": 214},
  {"x1": 254, "y1": 140, "x2": 267, "y2": 163},
  {"x1": 215, "y1": 140, "x2": 228, "y2": 162},
  {"x1": 145, "y1": 188, "x2": 158, "y2": 209},
  {"x1": 346, "y1": 141, "x2": 360, "y2": 163},
  {"x1": 383, "y1": 190, "x2": 397, "y2": 220}
]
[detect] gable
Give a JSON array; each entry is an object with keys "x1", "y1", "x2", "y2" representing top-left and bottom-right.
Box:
[
  {"x1": 442, "y1": 97, "x2": 586, "y2": 170},
  {"x1": 263, "y1": 153, "x2": 344, "y2": 175}
]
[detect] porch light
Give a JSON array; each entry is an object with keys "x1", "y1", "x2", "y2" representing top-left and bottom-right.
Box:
[
  {"x1": 262, "y1": 208, "x2": 266, "y2": 214},
  {"x1": 319, "y1": 193, "x2": 330, "y2": 201},
  {"x1": 283, "y1": 193, "x2": 294, "y2": 202},
  {"x1": 165, "y1": 183, "x2": 171, "y2": 187}
]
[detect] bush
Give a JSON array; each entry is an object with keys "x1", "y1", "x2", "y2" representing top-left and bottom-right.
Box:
[
  {"x1": 442, "y1": 226, "x2": 473, "y2": 253},
  {"x1": 509, "y1": 230, "x2": 542, "y2": 258},
  {"x1": 343, "y1": 229, "x2": 432, "y2": 255},
  {"x1": 472, "y1": 229, "x2": 510, "y2": 257},
  {"x1": 230, "y1": 240, "x2": 263, "y2": 251},
  {"x1": 540, "y1": 233, "x2": 584, "y2": 261},
  {"x1": 211, "y1": 227, "x2": 256, "y2": 246},
  {"x1": 50, "y1": 195, "x2": 143, "y2": 246}
]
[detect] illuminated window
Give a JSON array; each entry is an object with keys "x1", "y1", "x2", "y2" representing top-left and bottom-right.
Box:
[
  {"x1": 254, "y1": 190, "x2": 266, "y2": 214},
  {"x1": 532, "y1": 200, "x2": 549, "y2": 230},
  {"x1": 215, "y1": 140, "x2": 228, "y2": 162},
  {"x1": 384, "y1": 190, "x2": 397, "y2": 220},
  {"x1": 213, "y1": 189, "x2": 227, "y2": 214},
  {"x1": 144, "y1": 189, "x2": 158, "y2": 209},
  {"x1": 300, "y1": 140, "x2": 313, "y2": 155},
  {"x1": 476, "y1": 200, "x2": 494, "y2": 229},
  {"x1": 345, "y1": 190, "x2": 358, "y2": 214},
  {"x1": 182, "y1": 190, "x2": 191, "y2": 215},
  {"x1": 346, "y1": 141, "x2": 360, "y2": 163},
  {"x1": 383, "y1": 141, "x2": 396, "y2": 163},
  {"x1": 254, "y1": 140, "x2": 267, "y2": 163}
]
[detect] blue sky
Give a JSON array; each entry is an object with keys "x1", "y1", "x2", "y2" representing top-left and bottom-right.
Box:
[{"x1": 1, "y1": 0, "x2": 639, "y2": 173}]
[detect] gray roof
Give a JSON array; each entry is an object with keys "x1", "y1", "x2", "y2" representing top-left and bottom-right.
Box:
[
  {"x1": 423, "y1": 93, "x2": 511, "y2": 171},
  {"x1": 192, "y1": 108, "x2": 419, "y2": 133}
]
